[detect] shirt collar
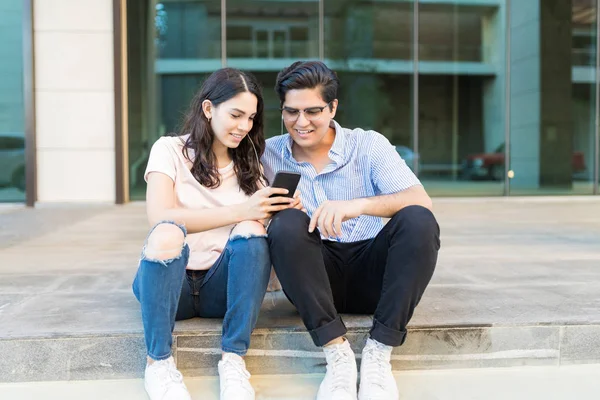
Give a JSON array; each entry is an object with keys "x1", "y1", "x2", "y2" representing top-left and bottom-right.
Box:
[
  {"x1": 284, "y1": 134, "x2": 294, "y2": 160},
  {"x1": 328, "y1": 120, "x2": 346, "y2": 162},
  {"x1": 282, "y1": 119, "x2": 347, "y2": 164}
]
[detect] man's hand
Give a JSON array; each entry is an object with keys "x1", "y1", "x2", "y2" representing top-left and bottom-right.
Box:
[{"x1": 308, "y1": 199, "x2": 364, "y2": 239}]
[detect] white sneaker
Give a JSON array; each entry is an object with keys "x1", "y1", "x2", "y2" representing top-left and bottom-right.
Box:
[
  {"x1": 317, "y1": 339, "x2": 358, "y2": 400},
  {"x1": 144, "y1": 356, "x2": 191, "y2": 400},
  {"x1": 218, "y1": 353, "x2": 255, "y2": 400},
  {"x1": 358, "y1": 338, "x2": 398, "y2": 400}
]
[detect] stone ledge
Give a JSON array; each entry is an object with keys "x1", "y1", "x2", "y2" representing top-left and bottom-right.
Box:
[{"x1": 2, "y1": 324, "x2": 599, "y2": 383}]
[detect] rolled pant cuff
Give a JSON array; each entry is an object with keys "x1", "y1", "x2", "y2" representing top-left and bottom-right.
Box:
[
  {"x1": 370, "y1": 319, "x2": 407, "y2": 347},
  {"x1": 147, "y1": 351, "x2": 172, "y2": 362},
  {"x1": 222, "y1": 346, "x2": 248, "y2": 357},
  {"x1": 309, "y1": 316, "x2": 347, "y2": 347}
]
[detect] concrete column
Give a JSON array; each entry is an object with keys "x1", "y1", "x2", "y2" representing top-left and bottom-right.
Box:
[
  {"x1": 482, "y1": 3, "x2": 506, "y2": 154},
  {"x1": 509, "y1": 0, "x2": 574, "y2": 189},
  {"x1": 509, "y1": 0, "x2": 541, "y2": 188},
  {"x1": 34, "y1": 0, "x2": 115, "y2": 202}
]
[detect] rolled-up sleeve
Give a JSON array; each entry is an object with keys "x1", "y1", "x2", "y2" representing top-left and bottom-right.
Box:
[{"x1": 369, "y1": 133, "x2": 421, "y2": 195}]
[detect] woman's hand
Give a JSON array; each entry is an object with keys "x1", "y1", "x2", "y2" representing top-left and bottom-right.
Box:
[
  {"x1": 241, "y1": 187, "x2": 295, "y2": 220},
  {"x1": 291, "y1": 190, "x2": 306, "y2": 213}
]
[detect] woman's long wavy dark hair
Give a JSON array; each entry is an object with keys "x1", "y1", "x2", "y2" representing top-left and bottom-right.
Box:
[{"x1": 178, "y1": 68, "x2": 267, "y2": 196}]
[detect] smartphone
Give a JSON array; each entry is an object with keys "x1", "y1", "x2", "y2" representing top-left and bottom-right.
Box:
[{"x1": 270, "y1": 171, "x2": 301, "y2": 204}]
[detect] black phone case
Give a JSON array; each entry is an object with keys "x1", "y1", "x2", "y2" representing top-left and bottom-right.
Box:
[{"x1": 270, "y1": 171, "x2": 301, "y2": 200}]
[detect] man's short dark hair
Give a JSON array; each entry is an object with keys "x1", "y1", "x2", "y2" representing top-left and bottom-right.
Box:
[{"x1": 275, "y1": 61, "x2": 339, "y2": 110}]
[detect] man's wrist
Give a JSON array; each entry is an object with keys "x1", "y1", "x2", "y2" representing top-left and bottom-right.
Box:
[{"x1": 351, "y1": 198, "x2": 369, "y2": 216}]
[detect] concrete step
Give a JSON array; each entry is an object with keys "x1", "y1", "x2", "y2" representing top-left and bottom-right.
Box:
[
  {"x1": 2, "y1": 365, "x2": 600, "y2": 399},
  {"x1": 2, "y1": 291, "x2": 600, "y2": 383}
]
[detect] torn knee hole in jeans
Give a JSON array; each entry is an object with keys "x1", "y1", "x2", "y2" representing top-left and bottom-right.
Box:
[
  {"x1": 141, "y1": 245, "x2": 186, "y2": 267},
  {"x1": 141, "y1": 220, "x2": 187, "y2": 266},
  {"x1": 229, "y1": 233, "x2": 268, "y2": 242}
]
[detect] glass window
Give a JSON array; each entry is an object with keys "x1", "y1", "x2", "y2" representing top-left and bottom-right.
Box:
[
  {"x1": 326, "y1": 1, "x2": 413, "y2": 61},
  {"x1": 226, "y1": 0, "x2": 320, "y2": 139},
  {"x1": 418, "y1": 3, "x2": 506, "y2": 196},
  {"x1": 128, "y1": 1, "x2": 221, "y2": 200},
  {"x1": 0, "y1": 0, "x2": 26, "y2": 202},
  {"x1": 227, "y1": 26, "x2": 253, "y2": 57},
  {"x1": 509, "y1": 0, "x2": 597, "y2": 195},
  {"x1": 325, "y1": 0, "x2": 415, "y2": 172},
  {"x1": 127, "y1": 0, "x2": 600, "y2": 200},
  {"x1": 419, "y1": 8, "x2": 483, "y2": 62},
  {"x1": 157, "y1": 1, "x2": 221, "y2": 59}
]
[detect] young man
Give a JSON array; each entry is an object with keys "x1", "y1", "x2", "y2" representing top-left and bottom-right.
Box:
[{"x1": 262, "y1": 61, "x2": 440, "y2": 400}]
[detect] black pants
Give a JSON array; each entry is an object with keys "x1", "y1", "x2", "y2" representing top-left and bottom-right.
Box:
[{"x1": 267, "y1": 205, "x2": 440, "y2": 348}]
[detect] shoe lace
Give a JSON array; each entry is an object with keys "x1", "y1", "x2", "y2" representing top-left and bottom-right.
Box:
[
  {"x1": 329, "y1": 347, "x2": 355, "y2": 392},
  {"x1": 362, "y1": 343, "x2": 389, "y2": 390},
  {"x1": 222, "y1": 358, "x2": 252, "y2": 391},
  {"x1": 155, "y1": 359, "x2": 184, "y2": 389}
]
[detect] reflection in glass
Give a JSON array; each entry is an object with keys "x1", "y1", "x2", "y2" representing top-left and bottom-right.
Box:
[
  {"x1": 419, "y1": 8, "x2": 483, "y2": 62},
  {"x1": 418, "y1": 3, "x2": 506, "y2": 196},
  {"x1": 128, "y1": 1, "x2": 221, "y2": 200},
  {"x1": 227, "y1": 0, "x2": 318, "y2": 63},
  {"x1": 326, "y1": 0, "x2": 413, "y2": 61},
  {"x1": 227, "y1": 0, "x2": 320, "y2": 139},
  {"x1": 509, "y1": 0, "x2": 597, "y2": 195},
  {"x1": 126, "y1": 0, "x2": 600, "y2": 199},
  {"x1": 0, "y1": 0, "x2": 26, "y2": 202},
  {"x1": 157, "y1": 1, "x2": 221, "y2": 59},
  {"x1": 325, "y1": 1, "x2": 414, "y2": 172}
]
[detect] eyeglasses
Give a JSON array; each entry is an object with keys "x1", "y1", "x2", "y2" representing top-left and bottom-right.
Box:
[{"x1": 280, "y1": 102, "x2": 332, "y2": 122}]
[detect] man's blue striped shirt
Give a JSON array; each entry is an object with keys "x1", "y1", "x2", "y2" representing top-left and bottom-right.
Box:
[{"x1": 261, "y1": 120, "x2": 421, "y2": 242}]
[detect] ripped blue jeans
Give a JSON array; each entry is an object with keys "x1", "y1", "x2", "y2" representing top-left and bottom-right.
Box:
[{"x1": 132, "y1": 221, "x2": 271, "y2": 360}]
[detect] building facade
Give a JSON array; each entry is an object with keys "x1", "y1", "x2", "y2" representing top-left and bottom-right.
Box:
[{"x1": 1, "y1": 0, "x2": 599, "y2": 205}]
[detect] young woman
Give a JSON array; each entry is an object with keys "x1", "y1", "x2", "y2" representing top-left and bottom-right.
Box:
[{"x1": 132, "y1": 68, "x2": 297, "y2": 400}]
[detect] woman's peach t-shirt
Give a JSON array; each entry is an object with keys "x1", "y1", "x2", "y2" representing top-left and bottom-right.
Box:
[{"x1": 144, "y1": 135, "x2": 250, "y2": 270}]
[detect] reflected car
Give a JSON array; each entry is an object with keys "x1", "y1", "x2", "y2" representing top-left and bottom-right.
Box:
[
  {"x1": 0, "y1": 133, "x2": 26, "y2": 191},
  {"x1": 395, "y1": 145, "x2": 419, "y2": 172},
  {"x1": 461, "y1": 143, "x2": 587, "y2": 181}
]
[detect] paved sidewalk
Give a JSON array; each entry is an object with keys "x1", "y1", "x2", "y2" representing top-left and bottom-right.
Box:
[
  {"x1": 2, "y1": 198, "x2": 600, "y2": 336},
  {"x1": 1, "y1": 364, "x2": 600, "y2": 399},
  {"x1": 1, "y1": 197, "x2": 600, "y2": 381}
]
